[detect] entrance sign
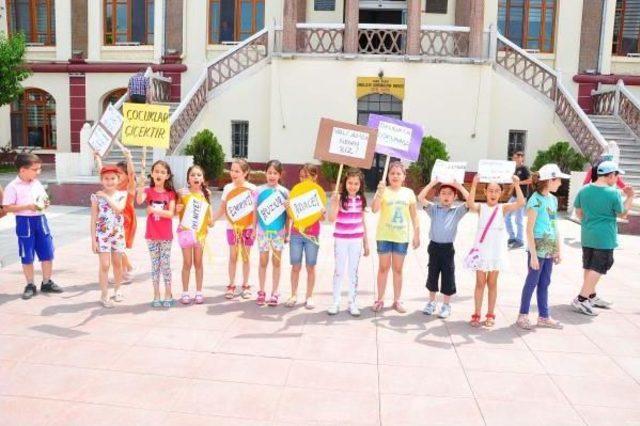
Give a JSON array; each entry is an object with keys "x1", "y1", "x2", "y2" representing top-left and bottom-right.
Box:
[
  {"x1": 122, "y1": 103, "x2": 170, "y2": 148},
  {"x1": 368, "y1": 114, "x2": 423, "y2": 162},
  {"x1": 478, "y1": 160, "x2": 516, "y2": 184},
  {"x1": 313, "y1": 118, "x2": 377, "y2": 169},
  {"x1": 288, "y1": 180, "x2": 327, "y2": 231},
  {"x1": 356, "y1": 77, "x2": 405, "y2": 100},
  {"x1": 431, "y1": 159, "x2": 467, "y2": 183},
  {"x1": 87, "y1": 104, "x2": 124, "y2": 157},
  {"x1": 225, "y1": 187, "x2": 255, "y2": 228}
]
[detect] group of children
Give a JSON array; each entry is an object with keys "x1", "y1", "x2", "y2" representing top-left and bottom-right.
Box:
[{"x1": 2, "y1": 152, "x2": 635, "y2": 329}]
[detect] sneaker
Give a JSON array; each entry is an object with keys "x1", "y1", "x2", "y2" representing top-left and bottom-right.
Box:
[
  {"x1": 422, "y1": 300, "x2": 437, "y2": 315},
  {"x1": 572, "y1": 297, "x2": 598, "y2": 316},
  {"x1": 40, "y1": 280, "x2": 63, "y2": 293},
  {"x1": 112, "y1": 291, "x2": 124, "y2": 303},
  {"x1": 516, "y1": 314, "x2": 534, "y2": 330},
  {"x1": 349, "y1": 303, "x2": 361, "y2": 317},
  {"x1": 22, "y1": 283, "x2": 37, "y2": 300},
  {"x1": 100, "y1": 297, "x2": 114, "y2": 308},
  {"x1": 508, "y1": 238, "x2": 516, "y2": 245},
  {"x1": 305, "y1": 298, "x2": 315, "y2": 310},
  {"x1": 151, "y1": 299, "x2": 162, "y2": 308},
  {"x1": 438, "y1": 303, "x2": 451, "y2": 319},
  {"x1": 510, "y1": 240, "x2": 524, "y2": 249},
  {"x1": 327, "y1": 304, "x2": 339, "y2": 315},
  {"x1": 590, "y1": 296, "x2": 613, "y2": 309},
  {"x1": 162, "y1": 299, "x2": 176, "y2": 308},
  {"x1": 537, "y1": 317, "x2": 563, "y2": 329}
]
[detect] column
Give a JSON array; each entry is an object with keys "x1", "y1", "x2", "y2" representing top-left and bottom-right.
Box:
[
  {"x1": 154, "y1": 0, "x2": 165, "y2": 62},
  {"x1": 87, "y1": 0, "x2": 101, "y2": 61},
  {"x1": 55, "y1": 0, "x2": 72, "y2": 60},
  {"x1": 344, "y1": 0, "x2": 359, "y2": 55},
  {"x1": 283, "y1": 0, "x2": 297, "y2": 53},
  {"x1": 69, "y1": 74, "x2": 86, "y2": 153},
  {"x1": 469, "y1": 0, "x2": 485, "y2": 59},
  {"x1": 406, "y1": 0, "x2": 421, "y2": 56}
]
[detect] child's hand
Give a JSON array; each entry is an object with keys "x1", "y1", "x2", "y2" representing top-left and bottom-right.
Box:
[
  {"x1": 146, "y1": 206, "x2": 156, "y2": 216},
  {"x1": 512, "y1": 175, "x2": 521, "y2": 184},
  {"x1": 93, "y1": 151, "x2": 101, "y2": 162},
  {"x1": 27, "y1": 203, "x2": 38, "y2": 212},
  {"x1": 412, "y1": 234, "x2": 420, "y2": 250},
  {"x1": 553, "y1": 253, "x2": 562, "y2": 265},
  {"x1": 137, "y1": 176, "x2": 147, "y2": 189},
  {"x1": 95, "y1": 191, "x2": 106, "y2": 199},
  {"x1": 376, "y1": 181, "x2": 386, "y2": 195},
  {"x1": 472, "y1": 174, "x2": 480, "y2": 185},
  {"x1": 330, "y1": 192, "x2": 339, "y2": 204},
  {"x1": 530, "y1": 256, "x2": 540, "y2": 270},
  {"x1": 623, "y1": 186, "x2": 635, "y2": 198},
  {"x1": 91, "y1": 239, "x2": 98, "y2": 254},
  {"x1": 122, "y1": 146, "x2": 132, "y2": 159},
  {"x1": 363, "y1": 244, "x2": 370, "y2": 257},
  {"x1": 284, "y1": 234, "x2": 290, "y2": 244},
  {"x1": 283, "y1": 200, "x2": 290, "y2": 210}
]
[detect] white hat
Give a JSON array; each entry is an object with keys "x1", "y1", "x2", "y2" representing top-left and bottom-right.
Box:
[{"x1": 538, "y1": 164, "x2": 570, "y2": 181}]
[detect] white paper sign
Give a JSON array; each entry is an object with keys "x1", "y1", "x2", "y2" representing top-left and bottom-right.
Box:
[
  {"x1": 431, "y1": 159, "x2": 467, "y2": 183},
  {"x1": 478, "y1": 160, "x2": 516, "y2": 184},
  {"x1": 376, "y1": 121, "x2": 413, "y2": 152},
  {"x1": 226, "y1": 190, "x2": 254, "y2": 222},
  {"x1": 290, "y1": 189, "x2": 323, "y2": 221},
  {"x1": 180, "y1": 197, "x2": 209, "y2": 231},
  {"x1": 329, "y1": 127, "x2": 369, "y2": 159},
  {"x1": 88, "y1": 125, "x2": 113, "y2": 157},
  {"x1": 101, "y1": 104, "x2": 124, "y2": 136},
  {"x1": 258, "y1": 190, "x2": 286, "y2": 226}
]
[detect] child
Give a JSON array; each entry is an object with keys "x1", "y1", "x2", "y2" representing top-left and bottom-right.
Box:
[
  {"x1": 328, "y1": 168, "x2": 369, "y2": 316},
  {"x1": 285, "y1": 163, "x2": 325, "y2": 309},
  {"x1": 0, "y1": 184, "x2": 6, "y2": 219},
  {"x1": 516, "y1": 164, "x2": 569, "y2": 329},
  {"x1": 136, "y1": 160, "x2": 177, "y2": 307},
  {"x1": 176, "y1": 165, "x2": 213, "y2": 305},
  {"x1": 467, "y1": 174, "x2": 525, "y2": 327},
  {"x1": 572, "y1": 161, "x2": 635, "y2": 316},
  {"x1": 2, "y1": 153, "x2": 62, "y2": 299},
  {"x1": 255, "y1": 160, "x2": 290, "y2": 306},
  {"x1": 214, "y1": 159, "x2": 256, "y2": 299},
  {"x1": 417, "y1": 179, "x2": 470, "y2": 319},
  {"x1": 90, "y1": 165, "x2": 127, "y2": 308},
  {"x1": 371, "y1": 161, "x2": 420, "y2": 313}
]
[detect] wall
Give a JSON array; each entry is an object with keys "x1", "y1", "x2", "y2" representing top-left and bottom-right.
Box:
[
  {"x1": 0, "y1": 105, "x2": 10, "y2": 147},
  {"x1": 422, "y1": 0, "x2": 456, "y2": 26},
  {"x1": 306, "y1": 0, "x2": 343, "y2": 23},
  {"x1": 85, "y1": 74, "x2": 132, "y2": 123}
]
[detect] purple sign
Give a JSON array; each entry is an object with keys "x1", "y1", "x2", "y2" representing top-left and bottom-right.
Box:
[{"x1": 367, "y1": 114, "x2": 424, "y2": 161}]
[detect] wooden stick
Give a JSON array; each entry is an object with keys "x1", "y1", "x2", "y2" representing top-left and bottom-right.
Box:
[
  {"x1": 381, "y1": 155, "x2": 391, "y2": 185},
  {"x1": 334, "y1": 163, "x2": 344, "y2": 194},
  {"x1": 141, "y1": 146, "x2": 147, "y2": 179}
]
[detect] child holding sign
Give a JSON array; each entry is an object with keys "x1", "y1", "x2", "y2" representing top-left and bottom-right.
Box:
[
  {"x1": 176, "y1": 165, "x2": 213, "y2": 305},
  {"x1": 467, "y1": 174, "x2": 525, "y2": 327},
  {"x1": 255, "y1": 160, "x2": 290, "y2": 306},
  {"x1": 136, "y1": 160, "x2": 177, "y2": 308},
  {"x1": 372, "y1": 161, "x2": 420, "y2": 314}
]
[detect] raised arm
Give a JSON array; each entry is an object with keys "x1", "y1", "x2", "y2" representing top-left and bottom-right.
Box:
[
  {"x1": 467, "y1": 174, "x2": 480, "y2": 213},
  {"x1": 417, "y1": 180, "x2": 438, "y2": 206},
  {"x1": 503, "y1": 175, "x2": 526, "y2": 214},
  {"x1": 96, "y1": 191, "x2": 126, "y2": 214},
  {"x1": 451, "y1": 180, "x2": 470, "y2": 201},
  {"x1": 135, "y1": 180, "x2": 147, "y2": 205},
  {"x1": 621, "y1": 186, "x2": 636, "y2": 217}
]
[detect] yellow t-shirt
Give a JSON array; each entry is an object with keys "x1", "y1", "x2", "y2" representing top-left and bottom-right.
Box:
[
  {"x1": 376, "y1": 187, "x2": 416, "y2": 243},
  {"x1": 178, "y1": 191, "x2": 212, "y2": 243}
]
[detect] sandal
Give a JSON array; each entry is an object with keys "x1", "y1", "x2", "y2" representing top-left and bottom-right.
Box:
[
  {"x1": 225, "y1": 284, "x2": 236, "y2": 299},
  {"x1": 284, "y1": 296, "x2": 297, "y2": 307},
  {"x1": 101, "y1": 297, "x2": 114, "y2": 308},
  {"x1": 180, "y1": 293, "x2": 192, "y2": 305},
  {"x1": 372, "y1": 300, "x2": 384, "y2": 312},
  {"x1": 194, "y1": 293, "x2": 204, "y2": 304},
  {"x1": 537, "y1": 317, "x2": 563, "y2": 329},
  {"x1": 268, "y1": 293, "x2": 280, "y2": 307},
  {"x1": 392, "y1": 301, "x2": 407, "y2": 314},
  {"x1": 241, "y1": 284, "x2": 252, "y2": 299},
  {"x1": 516, "y1": 314, "x2": 533, "y2": 330},
  {"x1": 485, "y1": 313, "x2": 496, "y2": 328},
  {"x1": 256, "y1": 290, "x2": 267, "y2": 306},
  {"x1": 469, "y1": 314, "x2": 481, "y2": 327}
]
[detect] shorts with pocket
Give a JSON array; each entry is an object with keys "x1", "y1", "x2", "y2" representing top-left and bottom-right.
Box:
[
  {"x1": 582, "y1": 247, "x2": 614, "y2": 275},
  {"x1": 376, "y1": 240, "x2": 409, "y2": 256},
  {"x1": 16, "y1": 215, "x2": 55, "y2": 265}
]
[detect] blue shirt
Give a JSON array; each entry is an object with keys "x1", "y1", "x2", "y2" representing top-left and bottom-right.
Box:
[
  {"x1": 527, "y1": 192, "x2": 558, "y2": 257},
  {"x1": 425, "y1": 203, "x2": 468, "y2": 243}
]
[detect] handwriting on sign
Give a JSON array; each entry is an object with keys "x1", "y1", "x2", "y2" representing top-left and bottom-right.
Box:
[
  {"x1": 290, "y1": 189, "x2": 322, "y2": 221},
  {"x1": 329, "y1": 127, "x2": 369, "y2": 159},
  {"x1": 258, "y1": 191, "x2": 286, "y2": 226},
  {"x1": 377, "y1": 121, "x2": 413, "y2": 152},
  {"x1": 227, "y1": 191, "x2": 254, "y2": 222}
]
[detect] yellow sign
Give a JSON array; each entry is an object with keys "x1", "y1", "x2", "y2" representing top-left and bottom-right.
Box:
[
  {"x1": 356, "y1": 77, "x2": 405, "y2": 100},
  {"x1": 288, "y1": 180, "x2": 327, "y2": 232},
  {"x1": 122, "y1": 103, "x2": 170, "y2": 148}
]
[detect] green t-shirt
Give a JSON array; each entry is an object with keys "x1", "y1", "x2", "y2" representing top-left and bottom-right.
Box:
[
  {"x1": 574, "y1": 184, "x2": 624, "y2": 250},
  {"x1": 527, "y1": 192, "x2": 558, "y2": 258}
]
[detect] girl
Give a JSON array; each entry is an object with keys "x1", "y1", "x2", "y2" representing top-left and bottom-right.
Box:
[
  {"x1": 467, "y1": 174, "x2": 525, "y2": 327},
  {"x1": 255, "y1": 160, "x2": 290, "y2": 306},
  {"x1": 176, "y1": 165, "x2": 213, "y2": 305},
  {"x1": 516, "y1": 164, "x2": 569, "y2": 329},
  {"x1": 214, "y1": 159, "x2": 256, "y2": 300},
  {"x1": 90, "y1": 165, "x2": 127, "y2": 308},
  {"x1": 328, "y1": 168, "x2": 369, "y2": 316},
  {"x1": 136, "y1": 160, "x2": 177, "y2": 308},
  {"x1": 372, "y1": 161, "x2": 420, "y2": 313},
  {"x1": 285, "y1": 163, "x2": 324, "y2": 309}
]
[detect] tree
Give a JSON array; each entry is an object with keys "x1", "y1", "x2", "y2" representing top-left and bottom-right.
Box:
[
  {"x1": 531, "y1": 141, "x2": 587, "y2": 173},
  {"x1": 408, "y1": 135, "x2": 450, "y2": 185},
  {"x1": 0, "y1": 33, "x2": 31, "y2": 107},
  {"x1": 183, "y1": 129, "x2": 225, "y2": 182}
]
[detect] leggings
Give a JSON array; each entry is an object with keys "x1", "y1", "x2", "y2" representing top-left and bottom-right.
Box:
[
  {"x1": 147, "y1": 239, "x2": 172, "y2": 289},
  {"x1": 519, "y1": 252, "x2": 553, "y2": 318},
  {"x1": 333, "y1": 238, "x2": 362, "y2": 305}
]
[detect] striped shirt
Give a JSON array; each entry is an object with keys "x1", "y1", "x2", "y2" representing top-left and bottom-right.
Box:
[
  {"x1": 333, "y1": 195, "x2": 365, "y2": 239},
  {"x1": 128, "y1": 73, "x2": 148, "y2": 96}
]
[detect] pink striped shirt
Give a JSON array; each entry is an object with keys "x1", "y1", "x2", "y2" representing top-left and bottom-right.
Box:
[{"x1": 333, "y1": 195, "x2": 364, "y2": 239}]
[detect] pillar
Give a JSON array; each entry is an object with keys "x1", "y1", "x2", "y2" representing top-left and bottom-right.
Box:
[
  {"x1": 344, "y1": 0, "x2": 359, "y2": 55},
  {"x1": 283, "y1": 0, "x2": 297, "y2": 53},
  {"x1": 469, "y1": 0, "x2": 484, "y2": 58},
  {"x1": 406, "y1": 0, "x2": 422, "y2": 56},
  {"x1": 69, "y1": 74, "x2": 86, "y2": 153}
]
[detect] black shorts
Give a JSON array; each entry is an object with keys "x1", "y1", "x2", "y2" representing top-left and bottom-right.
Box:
[
  {"x1": 426, "y1": 241, "x2": 456, "y2": 296},
  {"x1": 582, "y1": 247, "x2": 614, "y2": 275}
]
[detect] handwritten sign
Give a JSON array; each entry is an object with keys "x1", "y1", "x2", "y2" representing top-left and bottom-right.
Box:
[
  {"x1": 288, "y1": 180, "x2": 327, "y2": 231},
  {"x1": 290, "y1": 189, "x2": 322, "y2": 221},
  {"x1": 87, "y1": 105, "x2": 125, "y2": 157},
  {"x1": 314, "y1": 118, "x2": 376, "y2": 169},
  {"x1": 180, "y1": 196, "x2": 208, "y2": 232},
  {"x1": 368, "y1": 114, "x2": 423, "y2": 161},
  {"x1": 225, "y1": 188, "x2": 255, "y2": 226},
  {"x1": 122, "y1": 103, "x2": 170, "y2": 148},
  {"x1": 88, "y1": 125, "x2": 113, "y2": 157},
  {"x1": 101, "y1": 104, "x2": 124, "y2": 135},
  {"x1": 478, "y1": 160, "x2": 516, "y2": 184},
  {"x1": 258, "y1": 189, "x2": 287, "y2": 227},
  {"x1": 431, "y1": 159, "x2": 467, "y2": 183}
]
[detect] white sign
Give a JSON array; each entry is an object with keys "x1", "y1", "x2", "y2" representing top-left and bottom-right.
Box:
[
  {"x1": 329, "y1": 127, "x2": 369, "y2": 159},
  {"x1": 88, "y1": 125, "x2": 113, "y2": 157},
  {"x1": 258, "y1": 190, "x2": 287, "y2": 226},
  {"x1": 478, "y1": 160, "x2": 516, "y2": 184},
  {"x1": 101, "y1": 104, "x2": 124, "y2": 136},
  {"x1": 290, "y1": 189, "x2": 323, "y2": 221},
  {"x1": 180, "y1": 197, "x2": 209, "y2": 231},
  {"x1": 376, "y1": 121, "x2": 413, "y2": 152},
  {"x1": 226, "y1": 190, "x2": 255, "y2": 222},
  {"x1": 431, "y1": 159, "x2": 467, "y2": 183}
]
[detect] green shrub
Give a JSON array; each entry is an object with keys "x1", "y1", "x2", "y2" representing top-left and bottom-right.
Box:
[
  {"x1": 409, "y1": 135, "x2": 450, "y2": 186},
  {"x1": 531, "y1": 141, "x2": 587, "y2": 173},
  {"x1": 320, "y1": 161, "x2": 340, "y2": 182},
  {"x1": 183, "y1": 129, "x2": 225, "y2": 182}
]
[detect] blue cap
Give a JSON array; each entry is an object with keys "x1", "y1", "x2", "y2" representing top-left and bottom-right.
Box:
[{"x1": 597, "y1": 160, "x2": 625, "y2": 175}]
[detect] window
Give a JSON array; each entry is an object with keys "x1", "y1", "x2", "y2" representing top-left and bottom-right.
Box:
[
  {"x1": 314, "y1": 0, "x2": 335, "y2": 11},
  {"x1": 508, "y1": 130, "x2": 527, "y2": 158},
  {"x1": 613, "y1": 0, "x2": 640, "y2": 56},
  {"x1": 102, "y1": 88, "x2": 127, "y2": 113},
  {"x1": 425, "y1": 0, "x2": 448, "y2": 14},
  {"x1": 209, "y1": 0, "x2": 264, "y2": 44},
  {"x1": 104, "y1": 0, "x2": 155, "y2": 45},
  {"x1": 10, "y1": 89, "x2": 57, "y2": 149},
  {"x1": 6, "y1": 0, "x2": 56, "y2": 46},
  {"x1": 498, "y1": 0, "x2": 556, "y2": 53},
  {"x1": 231, "y1": 121, "x2": 249, "y2": 158}
]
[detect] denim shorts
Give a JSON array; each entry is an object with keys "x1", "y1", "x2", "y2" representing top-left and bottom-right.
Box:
[
  {"x1": 376, "y1": 240, "x2": 409, "y2": 256},
  {"x1": 289, "y1": 233, "x2": 319, "y2": 266}
]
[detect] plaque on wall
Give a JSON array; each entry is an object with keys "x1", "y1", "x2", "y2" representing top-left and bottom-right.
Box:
[{"x1": 314, "y1": 0, "x2": 336, "y2": 11}]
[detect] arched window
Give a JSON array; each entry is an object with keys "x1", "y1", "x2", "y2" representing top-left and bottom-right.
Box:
[
  {"x1": 102, "y1": 88, "x2": 128, "y2": 113},
  {"x1": 498, "y1": 0, "x2": 556, "y2": 53},
  {"x1": 6, "y1": 0, "x2": 56, "y2": 46},
  {"x1": 10, "y1": 89, "x2": 57, "y2": 149},
  {"x1": 104, "y1": 0, "x2": 155, "y2": 45}
]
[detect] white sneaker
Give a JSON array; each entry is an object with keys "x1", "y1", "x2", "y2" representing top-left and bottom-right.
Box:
[
  {"x1": 438, "y1": 303, "x2": 451, "y2": 319},
  {"x1": 572, "y1": 297, "x2": 598, "y2": 316},
  {"x1": 327, "y1": 303, "x2": 339, "y2": 315},
  {"x1": 112, "y1": 291, "x2": 124, "y2": 303},
  {"x1": 349, "y1": 303, "x2": 361, "y2": 317},
  {"x1": 305, "y1": 298, "x2": 315, "y2": 310},
  {"x1": 590, "y1": 296, "x2": 612, "y2": 309},
  {"x1": 422, "y1": 300, "x2": 437, "y2": 315},
  {"x1": 100, "y1": 297, "x2": 114, "y2": 308}
]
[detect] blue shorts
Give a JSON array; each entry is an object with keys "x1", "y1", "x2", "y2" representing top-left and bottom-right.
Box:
[
  {"x1": 377, "y1": 240, "x2": 408, "y2": 256},
  {"x1": 15, "y1": 215, "x2": 55, "y2": 265},
  {"x1": 289, "y1": 234, "x2": 319, "y2": 266}
]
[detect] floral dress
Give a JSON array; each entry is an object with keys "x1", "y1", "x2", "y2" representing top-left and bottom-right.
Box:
[{"x1": 92, "y1": 191, "x2": 127, "y2": 253}]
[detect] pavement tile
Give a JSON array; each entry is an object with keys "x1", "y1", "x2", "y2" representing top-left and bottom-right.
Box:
[
  {"x1": 380, "y1": 394, "x2": 484, "y2": 425},
  {"x1": 552, "y1": 374, "x2": 640, "y2": 409},
  {"x1": 476, "y1": 399, "x2": 584, "y2": 426}
]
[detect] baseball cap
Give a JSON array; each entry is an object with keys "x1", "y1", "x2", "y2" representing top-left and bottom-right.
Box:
[
  {"x1": 537, "y1": 164, "x2": 570, "y2": 181},
  {"x1": 597, "y1": 160, "x2": 625, "y2": 175}
]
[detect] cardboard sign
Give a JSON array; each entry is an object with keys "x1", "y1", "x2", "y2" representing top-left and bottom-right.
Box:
[
  {"x1": 314, "y1": 118, "x2": 377, "y2": 169},
  {"x1": 288, "y1": 180, "x2": 327, "y2": 231},
  {"x1": 225, "y1": 187, "x2": 255, "y2": 228},
  {"x1": 88, "y1": 126, "x2": 113, "y2": 157},
  {"x1": 180, "y1": 196, "x2": 209, "y2": 232},
  {"x1": 431, "y1": 159, "x2": 467, "y2": 183},
  {"x1": 88, "y1": 105, "x2": 125, "y2": 157},
  {"x1": 258, "y1": 189, "x2": 287, "y2": 227},
  {"x1": 478, "y1": 160, "x2": 516, "y2": 183},
  {"x1": 368, "y1": 114, "x2": 424, "y2": 161},
  {"x1": 122, "y1": 103, "x2": 170, "y2": 148},
  {"x1": 101, "y1": 104, "x2": 124, "y2": 135}
]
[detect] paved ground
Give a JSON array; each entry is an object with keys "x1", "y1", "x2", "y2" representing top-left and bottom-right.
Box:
[{"x1": 1, "y1": 204, "x2": 640, "y2": 425}]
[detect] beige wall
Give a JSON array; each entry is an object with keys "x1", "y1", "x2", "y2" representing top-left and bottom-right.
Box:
[
  {"x1": 0, "y1": 105, "x2": 10, "y2": 148},
  {"x1": 422, "y1": 0, "x2": 456, "y2": 26},
  {"x1": 85, "y1": 74, "x2": 132, "y2": 124},
  {"x1": 306, "y1": 0, "x2": 344, "y2": 23}
]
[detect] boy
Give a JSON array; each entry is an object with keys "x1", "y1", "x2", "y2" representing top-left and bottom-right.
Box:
[
  {"x1": 572, "y1": 161, "x2": 634, "y2": 316},
  {"x1": 417, "y1": 179, "x2": 470, "y2": 318},
  {"x1": 2, "y1": 153, "x2": 63, "y2": 299},
  {"x1": 505, "y1": 151, "x2": 532, "y2": 249}
]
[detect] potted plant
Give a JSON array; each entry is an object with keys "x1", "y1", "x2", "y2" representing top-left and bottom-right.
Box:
[{"x1": 407, "y1": 135, "x2": 450, "y2": 193}]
